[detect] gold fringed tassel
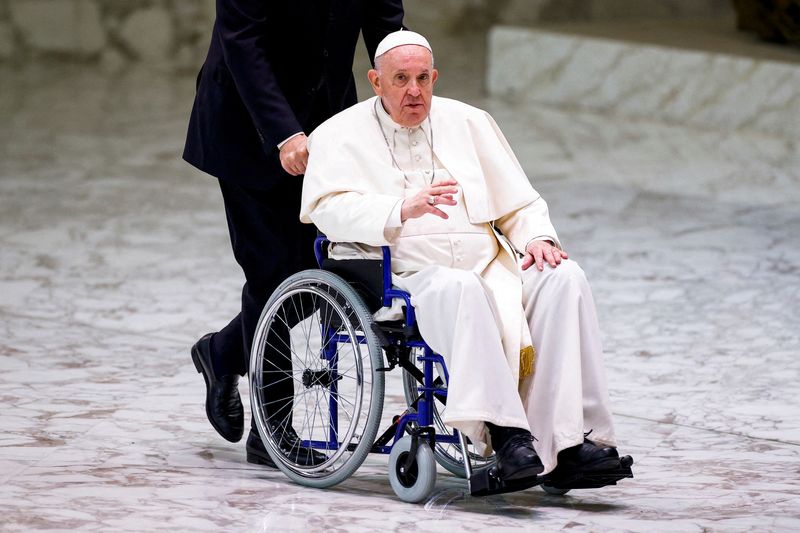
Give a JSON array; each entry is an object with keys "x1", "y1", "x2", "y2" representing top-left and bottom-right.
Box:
[{"x1": 519, "y1": 345, "x2": 536, "y2": 379}]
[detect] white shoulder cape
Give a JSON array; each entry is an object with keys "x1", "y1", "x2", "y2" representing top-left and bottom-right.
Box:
[{"x1": 300, "y1": 96, "x2": 550, "y2": 247}]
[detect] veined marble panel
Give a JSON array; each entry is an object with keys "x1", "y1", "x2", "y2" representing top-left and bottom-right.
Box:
[
  {"x1": 488, "y1": 27, "x2": 800, "y2": 139},
  {"x1": 483, "y1": 99, "x2": 800, "y2": 205}
]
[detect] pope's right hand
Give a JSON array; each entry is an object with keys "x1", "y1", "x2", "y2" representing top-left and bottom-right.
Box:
[{"x1": 400, "y1": 179, "x2": 459, "y2": 222}]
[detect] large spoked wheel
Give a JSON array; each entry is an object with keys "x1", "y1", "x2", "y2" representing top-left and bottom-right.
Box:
[
  {"x1": 401, "y1": 349, "x2": 495, "y2": 478},
  {"x1": 388, "y1": 435, "x2": 437, "y2": 503},
  {"x1": 250, "y1": 270, "x2": 385, "y2": 488}
]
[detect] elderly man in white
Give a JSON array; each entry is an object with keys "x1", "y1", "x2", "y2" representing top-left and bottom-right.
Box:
[{"x1": 300, "y1": 30, "x2": 630, "y2": 486}]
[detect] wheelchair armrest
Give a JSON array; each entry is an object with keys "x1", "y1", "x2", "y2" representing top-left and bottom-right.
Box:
[{"x1": 315, "y1": 234, "x2": 416, "y2": 327}]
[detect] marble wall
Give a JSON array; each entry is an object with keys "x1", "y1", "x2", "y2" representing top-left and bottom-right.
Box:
[
  {"x1": 0, "y1": 0, "x2": 732, "y2": 68},
  {"x1": 0, "y1": 0, "x2": 214, "y2": 70},
  {"x1": 488, "y1": 27, "x2": 800, "y2": 138}
]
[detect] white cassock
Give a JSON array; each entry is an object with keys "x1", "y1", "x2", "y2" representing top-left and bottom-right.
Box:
[{"x1": 300, "y1": 95, "x2": 616, "y2": 474}]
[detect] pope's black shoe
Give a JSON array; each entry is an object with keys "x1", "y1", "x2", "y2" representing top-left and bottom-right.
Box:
[
  {"x1": 246, "y1": 425, "x2": 327, "y2": 467},
  {"x1": 494, "y1": 432, "x2": 544, "y2": 481},
  {"x1": 541, "y1": 436, "x2": 633, "y2": 490},
  {"x1": 558, "y1": 438, "x2": 620, "y2": 473},
  {"x1": 191, "y1": 333, "x2": 244, "y2": 443}
]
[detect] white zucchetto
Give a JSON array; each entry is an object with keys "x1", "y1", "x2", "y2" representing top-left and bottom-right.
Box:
[{"x1": 374, "y1": 30, "x2": 432, "y2": 59}]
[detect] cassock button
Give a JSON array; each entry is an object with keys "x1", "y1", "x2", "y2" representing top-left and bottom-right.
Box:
[
  {"x1": 415, "y1": 155, "x2": 421, "y2": 161},
  {"x1": 412, "y1": 141, "x2": 418, "y2": 146}
]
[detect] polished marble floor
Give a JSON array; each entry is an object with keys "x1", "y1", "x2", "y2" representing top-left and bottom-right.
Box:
[{"x1": 1, "y1": 51, "x2": 800, "y2": 531}]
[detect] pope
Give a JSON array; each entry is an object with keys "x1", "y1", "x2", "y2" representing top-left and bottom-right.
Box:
[{"x1": 300, "y1": 30, "x2": 632, "y2": 487}]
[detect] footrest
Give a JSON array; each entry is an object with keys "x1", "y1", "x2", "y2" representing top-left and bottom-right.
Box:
[
  {"x1": 542, "y1": 455, "x2": 634, "y2": 490},
  {"x1": 468, "y1": 466, "x2": 542, "y2": 497}
]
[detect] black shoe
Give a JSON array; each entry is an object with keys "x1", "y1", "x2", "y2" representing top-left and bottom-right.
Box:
[
  {"x1": 246, "y1": 426, "x2": 327, "y2": 467},
  {"x1": 245, "y1": 429, "x2": 277, "y2": 468},
  {"x1": 494, "y1": 432, "x2": 544, "y2": 481},
  {"x1": 191, "y1": 333, "x2": 244, "y2": 443},
  {"x1": 582, "y1": 429, "x2": 619, "y2": 456},
  {"x1": 557, "y1": 439, "x2": 621, "y2": 473},
  {"x1": 542, "y1": 438, "x2": 634, "y2": 490}
]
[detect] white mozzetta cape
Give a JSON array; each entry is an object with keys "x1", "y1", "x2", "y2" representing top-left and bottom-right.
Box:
[{"x1": 300, "y1": 96, "x2": 558, "y2": 252}]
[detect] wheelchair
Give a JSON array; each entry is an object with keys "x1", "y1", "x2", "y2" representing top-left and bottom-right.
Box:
[{"x1": 248, "y1": 236, "x2": 633, "y2": 502}]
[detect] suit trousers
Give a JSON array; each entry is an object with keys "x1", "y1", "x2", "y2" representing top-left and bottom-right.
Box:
[{"x1": 212, "y1": 176, "x2": 318, "y2": 424}]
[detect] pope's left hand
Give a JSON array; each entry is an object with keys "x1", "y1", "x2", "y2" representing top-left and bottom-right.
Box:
[{"x1": 521, "y1": 240, "x2": 568, "y2": 271}]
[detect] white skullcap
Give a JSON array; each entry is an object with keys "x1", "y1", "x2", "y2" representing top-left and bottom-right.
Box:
[{"x1": 374, "y1": 30, "x2": 432, "y2": 59}]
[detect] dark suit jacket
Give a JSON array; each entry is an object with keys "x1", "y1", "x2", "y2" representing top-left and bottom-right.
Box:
[{"x1": 183, "y1": 0, "x2": 404, "y2": 190}]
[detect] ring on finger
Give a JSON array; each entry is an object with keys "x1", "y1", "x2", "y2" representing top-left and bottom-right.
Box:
[{"x1": 428, "y1": 195, "x2": 436, "y2": 205}]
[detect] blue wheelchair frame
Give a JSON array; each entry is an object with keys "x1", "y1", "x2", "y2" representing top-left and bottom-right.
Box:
[{"x1": 311, "y1": 235, "x2": 471, "y2": 470}]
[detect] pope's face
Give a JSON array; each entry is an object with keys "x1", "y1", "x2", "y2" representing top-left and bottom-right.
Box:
[{"x1": 368, "y1": 45, "x2": 438, "y2": 127}]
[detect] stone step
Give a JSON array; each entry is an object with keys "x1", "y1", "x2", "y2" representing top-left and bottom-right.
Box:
[
  {"x1": 487, "y1": 26, "x2": 800, "y2": 139},
  {"x1": 486, "y1": 99, "x2": 800, "y2": 206}
]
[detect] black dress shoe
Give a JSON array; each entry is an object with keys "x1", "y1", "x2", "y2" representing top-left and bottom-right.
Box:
[
  {"x1": 245, "y1": 429, "x2": 277, "y2": 468},
  {"x1": 582, "y1": 430, "x2": 618, "y2": 455},
  {"x1": 542, "y1": 438, "x2": 634, "y2": 490},
  {"x1": 191, "y1": 333, "x2": 244, "y2": 443},
  {"x1": 553, "y1": 439, "x2": 621, "y2": 474},
  {"x1": 246, "y1": 427, "x2": 327, "y2": 467},
  {"x1": 494, "y1": 433, "x2": 544, "y2": 481}
]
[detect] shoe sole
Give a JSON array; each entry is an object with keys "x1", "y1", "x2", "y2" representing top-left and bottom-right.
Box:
[
  {"x1": 246, "y1": 441, "x2": 327, "y2": 468},
  {"x1": 191, "y1": 343, "x2": 243, "y2": 443},
  {"x1": 543, "y1": 462, "x2": 634, "y2": 490},
  {"x1": 543, "y1": 456, "x2": 634, "y2": 490}
]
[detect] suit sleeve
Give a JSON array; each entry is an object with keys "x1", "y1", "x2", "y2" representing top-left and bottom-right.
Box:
[
  {"x1": 215, "y1": 0, "x2": 302, "y2": 149},
  {"x1": 361, "y1": 0, "x2": 405, "y2": 63}
]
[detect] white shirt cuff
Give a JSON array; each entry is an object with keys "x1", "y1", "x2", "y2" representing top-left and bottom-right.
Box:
[{"x1": 277, "y1": 132, "x2": 304, "y2": 149}]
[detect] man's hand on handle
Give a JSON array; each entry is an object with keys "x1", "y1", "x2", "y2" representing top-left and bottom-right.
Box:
[
  {"x1": 400, "y1": 179, "x2": 459, "y2": 222},
  {"x1": 279, "y1": 134, "x2": 309, "y2": 176},
  {"x1": 521, "y1": 240, "x2": 568, "y2": 271}
]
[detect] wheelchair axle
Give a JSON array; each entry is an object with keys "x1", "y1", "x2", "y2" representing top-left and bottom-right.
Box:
[{"x1": 301, "y1": 368, "x2": 341, "y2": 389}]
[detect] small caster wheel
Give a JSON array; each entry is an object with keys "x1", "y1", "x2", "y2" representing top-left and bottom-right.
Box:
[
  {"x1": 541, "y1": 483, "x2": 570, "y2": 496},
  {"x1": 388, "y1": 435, "x2": 437, "y2": 503}
]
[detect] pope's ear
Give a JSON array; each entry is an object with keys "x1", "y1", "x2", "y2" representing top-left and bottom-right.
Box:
[
  {"x1": 432, "y1": 69, "x2": 439, "y2": 87},
  {"x1": 367, "y1": 69, "x2": 381, "y2": 95}
]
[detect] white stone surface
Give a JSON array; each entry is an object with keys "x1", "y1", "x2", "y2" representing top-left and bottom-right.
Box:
[
  {"x1": 488, "y1": 26, "x2": 800, "y2": 139},
  {"x1": 1, "y1": 57, "x2": 799, "y2": 530},
  {"x1": 9, "y1": 0, "x2": 104, "y2": 55},
  {"x1": 119, "y1": 6, "x2": 173, "y2": 62}
]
